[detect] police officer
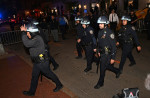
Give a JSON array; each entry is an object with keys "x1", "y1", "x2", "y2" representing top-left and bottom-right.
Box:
[
  {"x1": 78, "y1": 18, "x2": 97, "y2": 72},
  {"x1": 94, "y1": 16, "x2": 120, "y2": 89},
  {"x1": 32, "y1": 20, "x2": 59, "y2": 70},
  {"x1": 20, "y1": 23, "x2": 63, "y2": 96},
  {"x1": 75, "y1": 16, "x2": 84, "y2": 59},
  {"x1": 116, "y1": 15, "x2": 141, "y2": 74}
]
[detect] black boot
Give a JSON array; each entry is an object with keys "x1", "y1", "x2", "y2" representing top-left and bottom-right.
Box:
[
  {"x1": 129, "y1": 62, "x2": 136, "y2": 67},
  {"x1": 94, "y1": 84, "x2": 104, "y2": 89},
  {"x1": 84, "y1": 67, "x2": 92, "y2": 72},
  {"x1": 53, "y1": 84, "x2": 63, "y2": 92},
  {"x1": 23, "y1": 91, "x2": 34, "y2": 96},
  {"x1": 116, "y1": 71, "x2": 121, "y2": 78},
  {"x1": 53, "y1": 64, "x2": 59, "y2": 71}
]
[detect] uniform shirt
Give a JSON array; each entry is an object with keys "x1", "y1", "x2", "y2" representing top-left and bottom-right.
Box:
[
  {"x1": 76, "y1": 23, "x2": 84, "y2": 39},
  {"x1": 80, "y1": 26, "x2": 97, "y2": 49},
  {"x1": 109, "y1": 13, "x2": 119, "y2": 24},
  {"x1": 97, "y1": 27, "x2": 116, "y2": 59},
  {"x1": 22, "y1": 32, "x2": 45, "y2": 57},
  {"x1": 118, "y1": 25, "x2": 140, "y2": 46}
]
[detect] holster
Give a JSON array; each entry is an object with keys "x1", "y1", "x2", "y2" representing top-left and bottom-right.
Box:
[
  {"x1": 31, "y1": 52, "x2": 49, "y2": 63},
  {"x1": 100, "y1": 46, "x2": 111, "y2": 55}
]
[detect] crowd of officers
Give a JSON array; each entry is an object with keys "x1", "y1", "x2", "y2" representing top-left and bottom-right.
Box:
[
  {"x1": 19, "y1": 8, "x2": 150, "y2": 96},
  {"x1": 75, "y1": 14, "x2": 142, "y2": 89}
]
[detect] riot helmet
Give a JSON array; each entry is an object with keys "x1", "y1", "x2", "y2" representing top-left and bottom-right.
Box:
[
  {"x1": 81, "y1": 18, "x2": 90, "y2": 25},
  {"x1": 121, "y1": 15, "x2": 131, "y2": 21},
  {"x1": 97, "y1": 16, "x2": 109, "y2": 24},
  {"x1": 26, "y1": 23, "x2": 39, "y2": 38}
]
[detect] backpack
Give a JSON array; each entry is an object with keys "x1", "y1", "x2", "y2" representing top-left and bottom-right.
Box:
[
  {"x1": 122, "y1": 88, "x2": 139, "y2": 98},
  {"x1": 112, "y1": 88, "x2": 139, "y2": 98}
]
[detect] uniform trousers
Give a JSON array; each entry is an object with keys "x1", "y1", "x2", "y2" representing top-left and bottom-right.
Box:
[
  {"x1": 29, "y1": 61, "x2": 62, "y2": 94},
  {"x1": 76, "y1": 42, "x2": 83, "y2": 57},
  {"x1": 97, "y1": 54, "x2": 119, "y2": 85},
  {"x1": 119, "y1": 44, "x2": 135, "y2": 71}
]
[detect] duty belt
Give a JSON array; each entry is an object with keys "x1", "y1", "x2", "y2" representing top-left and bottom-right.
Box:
[
  {"x1": 82, "y1": 42, "x2": 93, "y2": 47},
  {"x1": 100, "y1": 46, "x2": 111, "y2": 55},
  {"x1": 31, "y1": 53, "x2": 49, "y2": 63}
]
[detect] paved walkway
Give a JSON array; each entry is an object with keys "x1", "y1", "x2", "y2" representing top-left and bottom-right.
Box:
[{"x1": 0, "y1": 54, "x2": 71, "y2": 98}]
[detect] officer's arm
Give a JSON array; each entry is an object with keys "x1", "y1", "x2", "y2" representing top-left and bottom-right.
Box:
[
  {"x1": 130, "y1": 28, "x2": 140, "y2": 46},
  {"x1": 22, "y1": 32, "x2": 38, "y2": 48},
  {"x1": 90, "y1": 30, "x2": 97, "y2": 49},
  {"x1": 109, "y1": 33, "x2": 117, "y2": 60}
]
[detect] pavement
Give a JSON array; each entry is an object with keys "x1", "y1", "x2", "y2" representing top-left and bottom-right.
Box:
[
  {"x1": 0, "y1": 54, "x2": 71, "y2": 98},
  {"x1": 1, "y1": 31, "x2": 150, "y2": 98}
]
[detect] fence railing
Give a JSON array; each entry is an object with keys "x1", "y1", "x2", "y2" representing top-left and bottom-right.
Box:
[
  {"x1": 136, "y1": 19, "x2": 148, "y2": 32},
  {"x1": 0, "y1": 30, "x2": 22, "y2": 45},
  {"x1": 0, "y1": 29, "x2": 61, "y2": 45}
]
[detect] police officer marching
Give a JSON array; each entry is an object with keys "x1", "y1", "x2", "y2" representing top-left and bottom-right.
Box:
[
  {"x1": 32, "y1": 20, "x2": 59, "y2": 71},
  {"x1": 78, "y1": 18, "x2": 97, "y2": 72},
  {"x1": 116, "y1": 15, "x2": 141, "y2": 74},
  {"x1": 94, "y1": 16, "x2": 120, "y2": 89},
  {"x1": 20, "y1": 23, "x2": 63, "y2": 96},
  {"x1": 75, "y1": 16, "x2": 84, "y2": 59}
]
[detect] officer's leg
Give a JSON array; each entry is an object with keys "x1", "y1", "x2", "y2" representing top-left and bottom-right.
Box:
[
  {"x1": 40, "y1": 61, "x2": 62, "y2": 90},
  {"x1": 76, "y1": 42, "x2": 82, "y2": 58},
  {"x1": 28, "y1": 63, "x2": 41, "y2": 94},
  {"x1": 106, "y1": 55, "x2": 120, "y2": 78},
  {"x1": 127, "y1": 49, "x2": 136, "y2": 66},
  {"x1": 119, "y1": 45, "x2": 129, "y2": 73},
  {"x1": 94, "y1": 55, "x2": 107, "y2": 89},
  {"x1": 49, "y1": 55, "x2": 59, "y2": 70},
  {"x1": 84, "y1": 46, "x2": 93, "y2": 72}
]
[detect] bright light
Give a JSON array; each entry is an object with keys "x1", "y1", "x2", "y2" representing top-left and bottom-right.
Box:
[
  {"x1": 51, "y1": 10, "x2": 54, "y2": 13},
  {"x1": 0, "y1": 13, "x2": 2, "y2": 18},
  {"x1": 55, "y1": 9, "x2": 58, "y2": 13},
  {"x1": 96, "y1": 3, "x2": 100, "y2": 8},
  {"x1": 84, "y1": 5, "x2": 87, "y2": 9},
  {"x1": 40, "y1": 11, "x2": 43, "y2": 14},
  {"x1": 79, "y1": 4, "x2": 81, "y2": 9}
]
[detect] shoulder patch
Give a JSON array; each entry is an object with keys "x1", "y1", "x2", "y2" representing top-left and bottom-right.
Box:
[
  {"x1": 89, "y1": 30, "x2": 93, "y2": 34},
  {"x1": 110, "y1": 33, "x2": 115, "y2": 39}
]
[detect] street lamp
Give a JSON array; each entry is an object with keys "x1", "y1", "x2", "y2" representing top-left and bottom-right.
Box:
[
  {"x1": 84, "y1": 5, "x2": 87, "y2": 9},
  {"x1": 79, "y1": 4, "x2": 81, "y2": 9}
]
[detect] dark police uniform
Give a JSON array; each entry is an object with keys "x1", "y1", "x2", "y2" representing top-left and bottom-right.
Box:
[
  {"x1": 118, "y1": 25, "x2": 140, "y2": 72},
  {"x1": 80, "y1": 26, "x2": 97, "y2": 72},
  {"x1": 22, "y1": 32, "x2": 62, "y2": 95},
  {"x1": 38, "y1": 26, "x2": 59, "y2": 70},
  {"x1": 76, "y1": 23, "x2": 84, "y2": 58},
  {"x1": 95, "y1": 27, "x2": 120, "y2": 89}
]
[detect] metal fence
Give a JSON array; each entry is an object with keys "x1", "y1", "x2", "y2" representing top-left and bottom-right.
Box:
[
  {"x1": 136, "y1": 19, "x2": 148, "y2": 32},
  {"x1": 0, "y1": 29, "x2": 60, "y2": 45},
  {"x1": 0, "y1": 30, "x2": 22, "y2": 45}
]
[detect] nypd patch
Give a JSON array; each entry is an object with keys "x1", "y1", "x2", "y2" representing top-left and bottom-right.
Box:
[
  {"x1": 110, "y1": 34, "x2": 115, "y2": 39},
  {"x1": 89, "y1": 30, "x2": 93, "y2": 34}
]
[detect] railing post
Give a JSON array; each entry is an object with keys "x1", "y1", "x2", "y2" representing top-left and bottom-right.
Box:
[{"x1": 0, "y1": 37, "x2": 5, "y2": 55}]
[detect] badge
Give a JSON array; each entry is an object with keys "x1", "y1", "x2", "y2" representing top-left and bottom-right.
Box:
[
  {"x1": 110, "y1": 34, "x2": 115, "y2": 39},
  {"x1": 89, "y1": 30, "x2": 93, "y2": 34}
]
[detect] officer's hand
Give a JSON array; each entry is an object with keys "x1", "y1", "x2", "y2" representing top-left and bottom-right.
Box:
[
  {"x1": 77, "y1": 39, "x2": 81, "y2": 43},
  {"x1": 137, "y1": 46, "x2": 141, "y2": 52},
  {"x1": 20, "y1": 24, "x2": 27, "y2": 31},
  {"x1": 98, "y1": 53, "x2": 100, "y2": 57},
  {"x1": 110, "y1": 59, "x2": 115, "y2": 64},
  {"x1": 93, "y1": 49, "x2": 97, "y2": 52},
  {"x1": 116, "y1": 42, "x2": 119, "y2": 46}
]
